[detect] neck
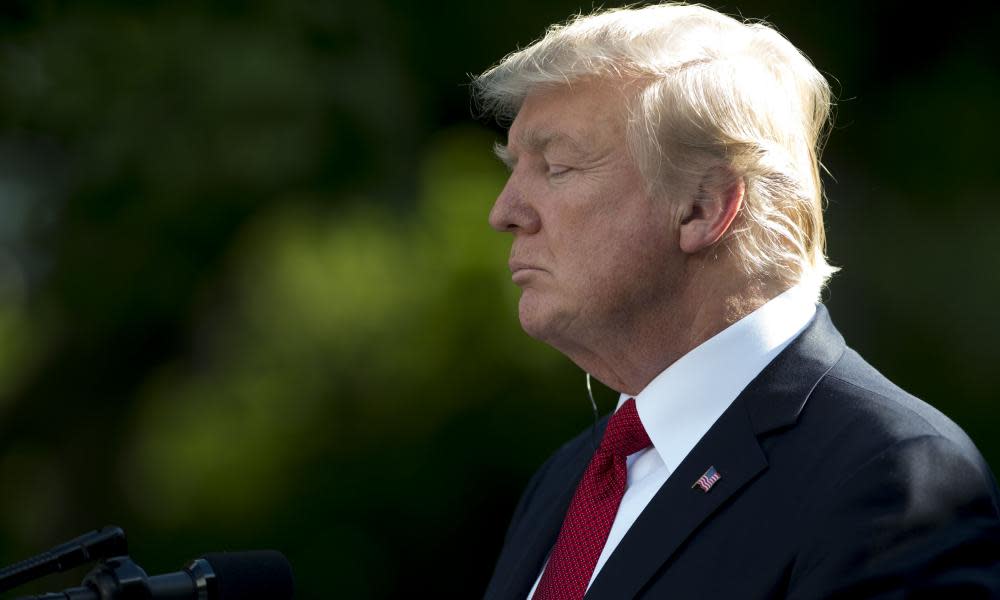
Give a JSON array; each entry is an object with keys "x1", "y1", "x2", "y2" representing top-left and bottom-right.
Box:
[{"x1": 559, "y1": 272, "x2": 784, "y2": 396}]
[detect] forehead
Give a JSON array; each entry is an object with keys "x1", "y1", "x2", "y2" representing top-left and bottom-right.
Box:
[{"x1": 508, "y1": 81, "x2": 628, "y2": 153}]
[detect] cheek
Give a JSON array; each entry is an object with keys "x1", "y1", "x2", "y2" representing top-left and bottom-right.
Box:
[
  {"x1": 583, "y1": 204, "x2": 674, "y2": 285},
  {"x1": 542, "y1": 169, "x2": 669, "y2": 280}
]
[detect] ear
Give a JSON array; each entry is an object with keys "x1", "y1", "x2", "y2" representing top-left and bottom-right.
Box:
[{"x1": 678, "y1": 167, "x2": 744, "y2": 254}]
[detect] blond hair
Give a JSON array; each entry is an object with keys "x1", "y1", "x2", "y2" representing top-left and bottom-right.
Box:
[{"x1": 473, "y1": 3, "x2": 838, "y2": 297}]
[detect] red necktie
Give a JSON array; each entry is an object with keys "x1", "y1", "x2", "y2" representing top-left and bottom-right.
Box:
[{"x1": 532, "y1": 397, "x2": 652, "y2": 600}]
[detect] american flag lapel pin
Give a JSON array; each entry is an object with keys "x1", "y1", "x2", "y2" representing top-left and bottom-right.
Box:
[{"x1": 692, "y1": 466, "x2": 721, "y2": 493}]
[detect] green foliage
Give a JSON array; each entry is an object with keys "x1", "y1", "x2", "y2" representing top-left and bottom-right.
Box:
[{"x1": 120, "y1": 128, "x2": 545, "y2": 527}]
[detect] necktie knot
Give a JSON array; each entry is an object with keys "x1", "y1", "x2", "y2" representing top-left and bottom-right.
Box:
[{"x1": 598, "y1": 397, "x2": 651, "y2": 459}]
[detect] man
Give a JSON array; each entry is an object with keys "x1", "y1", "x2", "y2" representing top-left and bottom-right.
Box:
[{"x1": 474, "y1": 4, "x2": 1000, "y2": 599}]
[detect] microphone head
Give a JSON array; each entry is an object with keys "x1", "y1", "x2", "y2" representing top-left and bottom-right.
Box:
[{"x1": 200, "y1": 550, "x2": 294, "y2": 600}]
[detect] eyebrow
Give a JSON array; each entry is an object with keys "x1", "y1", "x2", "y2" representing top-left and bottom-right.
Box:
[
  {"x1": 494, "y1": 128, "x2": 591, "y2": 170},
  {"x1": 494, "y1": 142, "x2": 514, "y2": 170}
]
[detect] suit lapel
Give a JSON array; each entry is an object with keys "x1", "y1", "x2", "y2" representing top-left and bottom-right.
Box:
[
  {"x1": 493, "y1": 426, "x2": 603, "y2": 599},
  {"x1": 584, "y1": 391, "x2": 767, "y2": 600},
  {"x1": 584, "y1": 305, "x2": 846, "y2": 599}
]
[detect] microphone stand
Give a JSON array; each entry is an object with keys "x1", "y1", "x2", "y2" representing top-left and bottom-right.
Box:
[
  {"x1": 1, "y1": 526, "x2": 291, "y2": 600},
  {"x1": 17, "y1": 555, "x2": 217, "y2": 600},
  {"x1": 0, "y1": 526, "x2": 127, "y2": 594}
]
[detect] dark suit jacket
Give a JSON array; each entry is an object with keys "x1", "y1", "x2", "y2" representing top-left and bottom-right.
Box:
[{"x1": 485, "y1": 306, "x2": 1000, "y2": 599}]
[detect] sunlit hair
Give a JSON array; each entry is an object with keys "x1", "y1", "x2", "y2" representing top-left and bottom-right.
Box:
[{"x1": 472, "y1": 2, "x2": 838, "y2": 297}]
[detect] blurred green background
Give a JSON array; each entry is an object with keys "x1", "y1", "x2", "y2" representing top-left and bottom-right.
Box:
[{"x1": 0, "y1": 0, "x2": 997, "y2": 597}]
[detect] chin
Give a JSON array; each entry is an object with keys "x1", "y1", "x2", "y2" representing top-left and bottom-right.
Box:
[
  {"x1": 517, "y1": 292, "x2": 567, "y2": 344},
  {"x1": 517, "y1": 302, "x2": 549, "y2": 341}
]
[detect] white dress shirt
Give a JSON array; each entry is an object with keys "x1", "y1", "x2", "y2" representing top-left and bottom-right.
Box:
[{"x1": 527, "y1": 285, "x2": 816, "y2": 598}]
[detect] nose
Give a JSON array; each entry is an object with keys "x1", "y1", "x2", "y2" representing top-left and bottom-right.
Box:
[{"x1": 489, "y1": 177, "x2": 541, "y2": 234}]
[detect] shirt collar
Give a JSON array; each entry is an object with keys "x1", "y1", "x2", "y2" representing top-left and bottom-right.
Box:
[{"x1": 617, "y1": 285, "x2": 817, "y2": 472}]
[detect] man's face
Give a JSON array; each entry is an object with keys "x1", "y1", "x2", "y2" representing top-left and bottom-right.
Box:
[{"x1": 489, "y1": 80, "x2": 683, "y2": 352}]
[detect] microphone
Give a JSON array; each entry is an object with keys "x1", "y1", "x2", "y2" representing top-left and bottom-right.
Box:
[
  {"x1": 16, "y1": 551, "x2": 294, "y2": 600},
  {"x1": 198, "y1": 551, "x2": 294, "y2": 600}
]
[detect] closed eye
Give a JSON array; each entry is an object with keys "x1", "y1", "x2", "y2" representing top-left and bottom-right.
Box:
[{"x1": 548, "y1": 164, "x2": 571, "y2": 177}]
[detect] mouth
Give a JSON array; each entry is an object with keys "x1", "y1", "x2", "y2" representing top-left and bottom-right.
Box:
[
  {"x1": 509, "y1": 261, "x2": 546, "y2": 283},
  {"x1": 509, "y1": 260, "x2": 543, "y2": 273}
]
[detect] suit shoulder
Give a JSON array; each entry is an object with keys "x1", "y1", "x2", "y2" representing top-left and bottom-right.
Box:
[
  {"x1": 793, "y1": 346, "x2": 997, "y2": 496},
  {"x1": 812, "y1": 347, "x2": 972, "y2": 443}
]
